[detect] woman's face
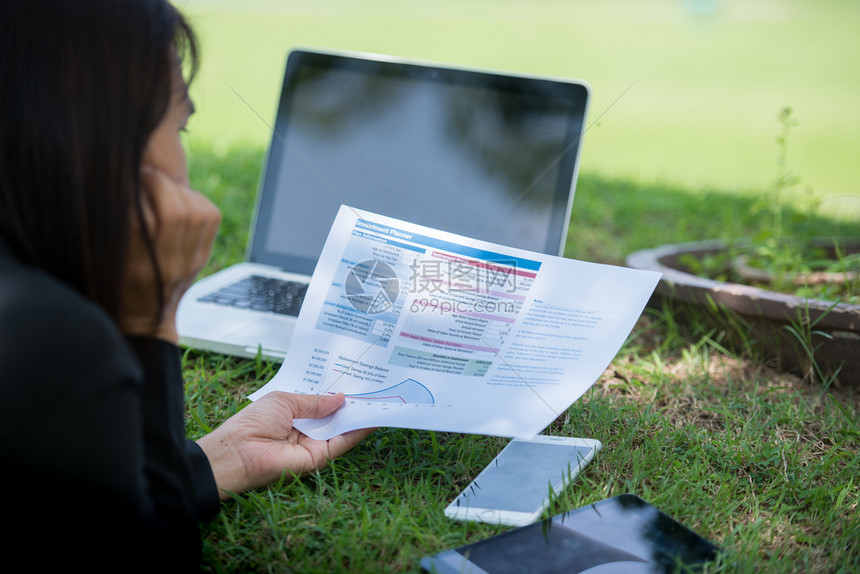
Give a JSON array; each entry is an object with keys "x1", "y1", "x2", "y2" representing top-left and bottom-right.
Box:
[{"x1": 142, "y1": 70, "x2": 193, "y2": 184}]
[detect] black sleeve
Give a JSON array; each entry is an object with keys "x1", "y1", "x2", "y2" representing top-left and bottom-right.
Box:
[
  {"x1": 186, "y1": 439, "x2": 222, "y2": 520},
  {"x1": 126, "y1": 336, "x2": 220, "y2": 523}
]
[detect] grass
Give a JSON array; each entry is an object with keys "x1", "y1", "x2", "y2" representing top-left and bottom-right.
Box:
[
  {"x1": 175, "y1": 2, "x2": 859, "y2": 570},
  {"x1": 175, "y1": 0, "x2": 860, "y2": 219},
  {"x1": 183, "y1": 144, "x2": 860, "y2": 573}
]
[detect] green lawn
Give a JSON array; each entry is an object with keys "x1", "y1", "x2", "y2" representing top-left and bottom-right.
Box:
[
  {"x1": 177, "y1": 0, "x2": 860, "y2": 218},
  {"x1": 185, "y1": 146, "x2": 859, "y2": 573},
  {"x1": 175, "y1": 1, "x2": 859, "y2": 571}
]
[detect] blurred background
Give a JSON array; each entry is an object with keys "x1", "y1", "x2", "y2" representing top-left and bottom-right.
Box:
[{"x1": 174, "y1": 0, "x2": 860, "y2": 220}]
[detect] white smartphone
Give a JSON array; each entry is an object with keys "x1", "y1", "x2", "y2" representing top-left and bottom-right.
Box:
[{"x1": 444, "y1": 435, "x2": 602, "y2": 527}]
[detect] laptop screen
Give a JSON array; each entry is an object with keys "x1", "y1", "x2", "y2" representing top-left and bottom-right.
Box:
[{"x1": 249, "y1": 49, "x2": 589, "y2": 275}]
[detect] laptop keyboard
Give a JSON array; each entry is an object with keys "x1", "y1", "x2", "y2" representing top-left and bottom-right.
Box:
[{"x1": 197, "y1": 275, "x2": 308, "y2": 317}]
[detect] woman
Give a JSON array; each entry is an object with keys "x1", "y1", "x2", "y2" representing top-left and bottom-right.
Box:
[{"x1": 0, "y1": 0, "x2": 369, "y2": 569}]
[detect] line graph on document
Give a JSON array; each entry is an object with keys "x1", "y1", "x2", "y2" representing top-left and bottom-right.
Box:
[{"x1": 330, "y1": 378, "x2": 436, "y2": 405}]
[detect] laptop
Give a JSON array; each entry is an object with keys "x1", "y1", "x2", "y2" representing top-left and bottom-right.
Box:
[{"x1": 177, "y1": 48, "x2": 590, "y2": 361}]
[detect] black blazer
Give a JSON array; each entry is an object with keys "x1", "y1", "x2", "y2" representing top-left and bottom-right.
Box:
[{"x1": 0, "y1": 239, "x2": 219, "y2": 571}]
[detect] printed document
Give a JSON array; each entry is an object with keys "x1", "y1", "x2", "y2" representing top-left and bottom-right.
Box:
[{"x1": 250, "y1": 206, "x2": 661, "y2": 439}]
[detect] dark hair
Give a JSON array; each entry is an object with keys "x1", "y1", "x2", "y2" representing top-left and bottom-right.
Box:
[{"x1": 0, "y1": 0, "x2": 198, "y2": 324}]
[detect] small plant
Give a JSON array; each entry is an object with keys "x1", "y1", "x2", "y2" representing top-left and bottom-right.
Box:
[
  {"x1": 783, "y1": 299, "x2": 842, "y2": 387},
  {"x1": 686, "y1": 107, "x2": 859, "y2": 304}
]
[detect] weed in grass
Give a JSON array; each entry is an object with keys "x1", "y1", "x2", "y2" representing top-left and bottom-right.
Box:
[
  {"x1": 679, "y1": 108, "x2": 860, "y2": 304},
  {"x1": 783, "y1": 299, "x2": 844, "y2": 389}
]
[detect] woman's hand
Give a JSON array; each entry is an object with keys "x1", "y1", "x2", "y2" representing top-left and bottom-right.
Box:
[
  {"x1": 120, "y1": 165, "x2": 221, "y2": 342},
  {"x1": 197, "y1": 392, "x2": 374, "y2": 500}
]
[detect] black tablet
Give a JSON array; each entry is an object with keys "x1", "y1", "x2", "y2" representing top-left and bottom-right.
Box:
[{"x1": 421, "y1": 494, "x2": 722, "y2": 573}]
